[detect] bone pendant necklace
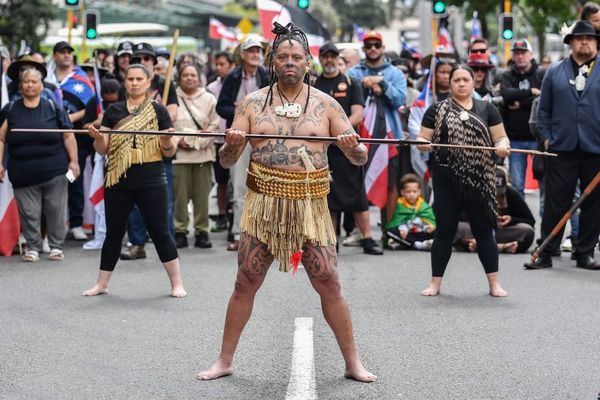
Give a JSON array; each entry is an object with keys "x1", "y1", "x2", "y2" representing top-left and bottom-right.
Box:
[{"x1": 275, "y1": 84, "x2": 303, "y2": 118}]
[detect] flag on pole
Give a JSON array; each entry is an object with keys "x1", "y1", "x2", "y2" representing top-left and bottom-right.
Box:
[
  {"x1": 407, "y1": 63, "x2": 435, "y2": 186},
  {"x1": 437, "y1": 25, "x2": 455, "y2": 53},
  {"x1": 358, "y1": 97, "x2": 398, "y2": 208},
  {"x1": 209, "y1": 17, "x2": 238, "y2": 42},
  {"x1": 471, "y1": 11, "x2": 482, "y2": 40},
  {"x1": 92, "y1": 56, "x2": 104, "y2": 116},
  {"x1": 256, "y1": 0, "x2": 330, "y2": 57},
  {"x1": 83, "y1": 153, "x2": 106, "y2": 250},
  {"x1": 353, "y1": 24, "x2": 365, "y2": 41},
  {"x1": 0, "y1": 70, "x2": 20, "y2": 256}
]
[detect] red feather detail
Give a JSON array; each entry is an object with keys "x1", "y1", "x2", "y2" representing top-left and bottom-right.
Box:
[{"x1": 290, "y1": 251, "x2": 303, "y2": 276}]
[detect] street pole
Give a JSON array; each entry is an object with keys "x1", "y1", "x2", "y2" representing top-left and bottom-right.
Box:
[
  {"x1": 67, "y1": 8, "x2": 73, "y2": 45},
  {"x1": 80, "y1": 2, "x2": 87, "y2": 62},
  {"x1": 504, "y1": 0, "x2": 511, "y2": 64}
]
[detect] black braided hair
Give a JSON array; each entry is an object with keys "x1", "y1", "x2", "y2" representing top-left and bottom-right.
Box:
[{"x1": 262, "y1": 22, "x2": 312, "y2": 113}]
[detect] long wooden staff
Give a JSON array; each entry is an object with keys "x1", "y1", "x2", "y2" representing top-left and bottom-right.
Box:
[
  {"x1": 531, "y1": 170, "x2": 600, "y2": 262},
  {"x1": 11, "y1": 128, "x2": 558, "y2": 157},
  {"x1": 162, "y1": 29, "x2": 179, "y2": 105}
]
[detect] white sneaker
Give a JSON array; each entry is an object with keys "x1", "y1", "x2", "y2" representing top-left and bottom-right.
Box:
[
  {"x1": 70, "y1": 226, "x2": 88, "y2": 240},
  {"x1": 561, "y1": 238, "x2": 573, "y2": 252},
  {"x1": 83, "y1": 238, "x2": 104, "y2": 250},
  {"x1": 42, "y1": 237, "x2": 51, "y2": 253},
  {"x1": 342, "y1": 231, "x2": 361, "y2": 247}
]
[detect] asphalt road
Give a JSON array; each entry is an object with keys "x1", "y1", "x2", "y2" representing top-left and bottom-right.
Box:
[{"x1": 1, "y1": 198, "x2": 599, "y2": 399}]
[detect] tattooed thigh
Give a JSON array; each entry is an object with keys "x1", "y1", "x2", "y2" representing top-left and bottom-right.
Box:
[
  {"x1": 301, "y1": 242, "x2": 337, "y2": 280},
  {"x1": 238, "y1": 233, "x2": 274, "y2": 275}
]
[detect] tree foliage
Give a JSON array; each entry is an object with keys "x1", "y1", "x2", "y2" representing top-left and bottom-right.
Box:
[
  {"x1": 0, "y1": 0, "x2": 57, "y2": 51},
  {"x1": 518, "y1": 0, "x2": 574, "y2": 58},
  {"x1": 332, "y1": 0, "x2": 388, "y2": 41}
]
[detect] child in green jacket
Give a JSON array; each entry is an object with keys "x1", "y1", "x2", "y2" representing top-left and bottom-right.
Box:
[{"x1": 386, "y1": 174, "x2": 436, "y2": 250}]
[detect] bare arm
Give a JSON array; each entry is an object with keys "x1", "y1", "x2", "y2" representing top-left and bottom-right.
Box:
[
  {"x1": 328, "y1": 99, "x2": 367, "y2": 166},
  {"x1": 416, "y1": 126, "x2": 434, "y2": 152},
  {"x1": 166, "y1": 104, "x2": 178, "y2": 122},
  {"x1": 348, "y1": 104, "x2": 364, "y2": 127},
  {"x1": 219, "y1": 94, "x2": 253, "y2": 169},
  {"x1": 68, "y1": 109, "x2": 85, "y2": 124},
  {"x1": 489, "y1": 123, "x2": 510, "y2": 158},
  {"x1": 62, "y1": 132, "x2": 80, "y2": 178},
  {"x1": 88, "y1": 125, "x2": 110, "y2": 155}
]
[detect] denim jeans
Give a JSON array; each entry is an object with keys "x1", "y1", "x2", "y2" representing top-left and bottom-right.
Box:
[
  {"x1": 508, "y1": 140, "x2": 537, "y2": 198},
  {"x1": 126, "y1": 159, "x2": 175, "y2": 245}
]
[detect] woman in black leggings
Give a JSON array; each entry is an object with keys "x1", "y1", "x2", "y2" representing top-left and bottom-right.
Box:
[
  {"x1": 82, "y1": 65, "x2": 186, "y2": 298},
  {"x1": 416, "y1": 65, "x2": 510, "y2": 297}
]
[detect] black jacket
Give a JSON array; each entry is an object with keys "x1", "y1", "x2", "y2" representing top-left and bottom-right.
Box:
[
  {"x1": 499, "y1": 61, "x2": 545, "y2": 141},
  {"x1": 499, "y1": 185, "x2": 535, "y2": 227},
  {"x1": 216, "y1": 64, "x2": 269, "y2": 128}
]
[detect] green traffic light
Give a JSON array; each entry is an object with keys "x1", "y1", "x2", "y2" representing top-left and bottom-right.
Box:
[
  {"x1": 66, "y1": 0, "x2": 78, "y2": 4},
  {"x1": 86, "y1": 29, "x2": 97, "y2": 39},
  {"x1": 433, "y1": 1, "x2": 446, "y2": 14},
  {"x1": 502, "y1": 30, "x2": 514, "y2": 40},
  {"x1": 298, "y1": 0, "x2": 309, "y2": 9}
]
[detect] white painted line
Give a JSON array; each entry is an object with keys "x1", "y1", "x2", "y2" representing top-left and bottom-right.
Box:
[{"x1": 285, "y1": 317, "x2": 317, "y2": 400}]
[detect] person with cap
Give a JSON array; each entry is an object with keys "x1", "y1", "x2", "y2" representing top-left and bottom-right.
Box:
[
  {"x1": 216, "y1": 37, "x2": 269, "y2": 251},
  {"x1": 525, "y1": 21, "x2": 600, "y2": 270},
  {"x1": 469, "y1": 38, "x2": 503, "y2": 86},
  {"x1": 498, "y1": 39, "x2": 544, "y2": 198},
  {"x1": 314, "y1": 42, "x2": 383, "y2": 255},
  {"x1": 47, "y1": 41, "x2": 95, "y2": 242},
  {"x1": 115, "y1": 41, "x2": 134, "y2": 83},
  {"x1": 347, "y1": 31, "x2": 407, "y2": 233},
  {"x1": 467, "y1": 53, "x2": 496, "y2": 98},
  {"x1": 207, "y1": 51, "x2": 235, "y2": 233},
  {"x1": 455, "y1": 167, "x2": 535, "y2": 254},
  {"x1": 119, "y1": 42, "x2": 179, "y2": 261},
  {"x1": 0, "y1": 67, "x2": 79, "y2": 262}
]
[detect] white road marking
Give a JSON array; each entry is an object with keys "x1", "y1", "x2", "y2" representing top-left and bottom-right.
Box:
[{"x1": 285, "y1": 317, "x2": 317, "y2": 400}]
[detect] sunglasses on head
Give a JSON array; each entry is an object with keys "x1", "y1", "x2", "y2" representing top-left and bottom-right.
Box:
[
  {"x1": 471, "y1": 48, "x2": 487, "y2": 54},
  {"x1": 364, "y1": 41, "x2": 382, "y2": 50}
]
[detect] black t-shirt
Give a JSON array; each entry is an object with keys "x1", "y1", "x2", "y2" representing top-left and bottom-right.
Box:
[
  {"x1": 314, "y1": 74, "x2": 364, "y2": 115},
  {"x1": 421, "y1": 99, "x2": 503, "y2": 163},
  {"x1": 149, "y1": 75, "x2": 178, "y2": 106},
  {"x1": 83, "y1": 97, "x2": 118, "y2": 125},
  {"x1": 3, "y1": 99, "x2": 72, "y2": 188},
  {"x1": 101, "y1": 101, "x2": 173, "y2": 189}
]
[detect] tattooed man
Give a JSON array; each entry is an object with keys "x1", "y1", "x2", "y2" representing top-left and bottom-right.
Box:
[{"x1": 198, "y1": 23, "x2": 377, "y2": 383}]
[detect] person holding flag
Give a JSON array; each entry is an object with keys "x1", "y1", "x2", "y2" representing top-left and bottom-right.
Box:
[
  {"x1": 348, "y1": 31, "x2": 407, "y2": 229},
  {"x1": 47, "y1": 41, "x2": 95, "y2": 242}
]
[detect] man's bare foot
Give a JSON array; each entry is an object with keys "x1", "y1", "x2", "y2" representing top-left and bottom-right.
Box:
[
  {"x1": 171, "y1": 286, "x2": 187, "y2": 298},
  {"x1": 498, "y1": 241, "x2": 519, "y2": 254},
  {"x1": 197, "y1": 359, "x2": 233, "y2": 380},
  {"x1": 344, "y1": 366, "x2": 378, "y2": 383},
  {"x1": 489, "y1": 285, "x2": 508, "y2": 297},
  {"x1": 81, "y1": 285, "x2": 108, "y2": 296}
]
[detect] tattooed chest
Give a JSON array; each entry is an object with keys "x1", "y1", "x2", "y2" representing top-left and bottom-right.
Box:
[{"x1": 250, "y1": 140, "x2": 328, "y2": 170}]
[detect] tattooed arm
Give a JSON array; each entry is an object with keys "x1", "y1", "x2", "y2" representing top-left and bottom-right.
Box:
[
  {"x1": 328, "y1": 98, "x2": 368, "y2": 166},
  {"x1": 219, "y1": 93, "x2": 256, "y2": 168}
]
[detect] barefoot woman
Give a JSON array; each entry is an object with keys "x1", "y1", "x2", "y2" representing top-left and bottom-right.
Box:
[
  {"x1": 416, "y1": 64, "x2": 510, "y2": 297},
  {"x1": 82, "y1": 64, "x2": 186, "y2": 298},
  {"x1": 198, "y1": 23, "x2": 376, "y2": 382}
]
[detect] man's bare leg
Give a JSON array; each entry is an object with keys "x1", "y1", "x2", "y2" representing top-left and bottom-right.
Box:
[
  {"x1": 163, "y1": 258, "x2": 187, "y2": 298},
  {"x1": 198, "y1": 234, "x2": 273, "y2": 380},
  {"x1": 82, "y1": 270, "x2": 112, "y2": 296},
  {"x1": 302, "y1": 243, "x2": 377, "y2": 383}
]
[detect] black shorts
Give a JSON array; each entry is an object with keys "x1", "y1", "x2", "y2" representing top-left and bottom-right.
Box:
[{"x1": 213, "y1": 143, "x2": 230, "y2": 184}]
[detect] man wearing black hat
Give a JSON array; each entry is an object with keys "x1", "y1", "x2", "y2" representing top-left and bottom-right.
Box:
[
  {"x1": 524, "y1": 21, "x2": 600, "y2": 270},
  {"x1": 314, "y1": 42, "x2": 382, "y2": 255},
  {"x1": 498, "y1": 39, "x2": 545, "y2": 199},
  {"x1": 49, "y1": 41, "x2": 96, "y2": 241},
  {"x1": 115, "y1": 41, "x2": 133, "y2": 83}
]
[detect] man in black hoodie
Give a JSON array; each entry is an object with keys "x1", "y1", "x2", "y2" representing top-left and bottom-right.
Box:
[{"x1": 499, "y1": 39, "x2": 544, "y2": 198}]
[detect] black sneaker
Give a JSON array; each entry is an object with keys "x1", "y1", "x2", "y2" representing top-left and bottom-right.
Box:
[
  {"x1": 524, "y1": 255, "x2": 552, "y2": 269},
  {"x1": 175, "y1": 233, "x2": 188, "y2": 248},
  {"x1": 195, "y1": 232, "x2": 212, "y2": 248},
  {"x1": 361, "y1": 238, "x2": 383, "y2": 255}
]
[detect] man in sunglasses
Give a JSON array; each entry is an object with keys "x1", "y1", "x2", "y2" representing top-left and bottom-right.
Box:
[
  {"x1": 348, "y1": 31, "x2": 407, "y2": 237},
  {"x1": 469, "y1": 38, "x2": 502, "y2": 86}
]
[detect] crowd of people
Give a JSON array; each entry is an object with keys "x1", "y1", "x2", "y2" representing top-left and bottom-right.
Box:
[{"x1": 1, "y1": 5, "x2": 600, "y2": 281}]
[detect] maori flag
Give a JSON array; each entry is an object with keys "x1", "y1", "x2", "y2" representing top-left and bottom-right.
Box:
[
  {"x1": 256, "y1": 0, "x2": 330, "y2": 57},
  {"x1": 358, "y1": 96, "x2": 398, "y2": 208},
  {"x1": 209, "y1": 17, "x2": 238, "y2": 42}
]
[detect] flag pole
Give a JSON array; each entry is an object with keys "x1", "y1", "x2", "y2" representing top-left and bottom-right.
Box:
[{"x1": 162, "y1": 29, "x2": 180, "y2": 105}]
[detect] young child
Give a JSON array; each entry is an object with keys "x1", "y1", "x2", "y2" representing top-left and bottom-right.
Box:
[{"x1": 386, "y1": 174, "x2": 436, "y2": 250}]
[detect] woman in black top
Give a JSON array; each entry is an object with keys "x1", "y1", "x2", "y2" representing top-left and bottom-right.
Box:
[
  {"x1": 82, "y1": 65, "x2": 186, "y2": 298},
  {"x1": 416, "y1": 65, "x2": 511, "y2": 297}
]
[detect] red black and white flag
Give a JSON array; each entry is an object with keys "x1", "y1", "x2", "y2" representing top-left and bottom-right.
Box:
[{"x1": 209, "y1": 17, "x2": 238, "y2": 42}]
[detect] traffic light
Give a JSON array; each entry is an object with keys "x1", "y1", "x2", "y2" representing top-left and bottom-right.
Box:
[
  {"x1": 432, "y1": 1, "x2": 446, "y2": 15},
  {"x1": 84, "y1": 11, "x2": 99, "y2": 40},
  {"x1": 297, "y1": 0, "x2": 309, "y2": 9},
  {"x1": 501, "y1": 15, "x2": 514, "y2": 41},
  {"x1": 64, "y1": 0, "x2": 80, "y2": 8},
  {"x1": 71, "y1": 15, "x2": 78, "y2": 29}
]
